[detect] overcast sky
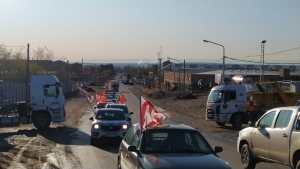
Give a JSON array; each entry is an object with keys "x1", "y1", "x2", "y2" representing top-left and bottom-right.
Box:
[{"x1": 0, "y1": 0, "x2": 300, "y2": 63}]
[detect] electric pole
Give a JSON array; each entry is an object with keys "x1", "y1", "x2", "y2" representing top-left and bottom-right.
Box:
[
  {"x1": 26, "y1": 43, "x2": 30, "y2": 118},
  {"x1": 260, "y1": 40, "x2": 267, "y2": 82},
  {"x1": 183, "y1": 58, "x2": 186, "y2": 90}
]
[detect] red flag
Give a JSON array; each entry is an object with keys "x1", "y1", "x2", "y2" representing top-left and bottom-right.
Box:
[
  {"x1": 140, "y1": 96, "x2": 166, "y2": 129},
  {"x1": 119, "y1": 95, "x2": 126, "y2": 104},
  {"x1": 96, "y1": 94, "x2": 107, "y2": 104}
]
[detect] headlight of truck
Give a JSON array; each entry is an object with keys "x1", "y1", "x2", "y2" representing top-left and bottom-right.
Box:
[
  {"x1": 122, "y1": 124, "x2": 128, "y2": 130},
  {"x1": 94, "y1": 124, "x2": 99, "y2": 129}
]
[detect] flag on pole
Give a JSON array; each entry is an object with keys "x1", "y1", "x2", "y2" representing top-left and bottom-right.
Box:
[{"x1": 140, "y1": 96, "x2": 166, "y2": 129}]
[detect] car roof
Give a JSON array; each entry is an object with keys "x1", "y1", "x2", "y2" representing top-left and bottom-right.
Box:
[
  {"x1": 271, "y1": 106, "x2": 300, "y2": 111},
  {"x1": 97, "y1": 108, "x2": 124, "y2": 112},
  {"x1": 107, "y1": 103, "x2": 126, "y2": 106},
  {"x1": 133, "y1": 123, "x2": 197, "y2": 132}
]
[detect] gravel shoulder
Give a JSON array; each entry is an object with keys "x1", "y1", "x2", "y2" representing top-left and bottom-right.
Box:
[{"x1": 0, "y1": 95, "x2": 89, "y2": 169}]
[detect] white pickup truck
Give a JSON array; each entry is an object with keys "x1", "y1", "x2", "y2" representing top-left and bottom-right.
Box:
[{"x1": 237, "y1": 106, "x2": 300, "y2": 169}]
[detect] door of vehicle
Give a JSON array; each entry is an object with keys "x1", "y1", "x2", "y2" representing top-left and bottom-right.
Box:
[
  {"x1": 43, "y1": 84, "x2": 64, "y2": 121},
  {"x1": 268, "y1": 109, "x2": 294, "y2": 164},
  {"x1": 120, "y1": 127, "x2": 140, "y2": 169},
  {"x1": 219, "y1": 90, "x2": 237, "y2": 121},
  {"x1": 251, "y1": 110, "x2": 277, "y2": 159}
]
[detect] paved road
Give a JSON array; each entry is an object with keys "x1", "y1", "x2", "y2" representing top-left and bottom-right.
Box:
[{"x1": 70, "y1": 84, "x2": 289, "y2": 169}]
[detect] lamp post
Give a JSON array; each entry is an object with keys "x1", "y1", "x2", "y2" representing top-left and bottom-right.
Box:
[
  {"x1": 167, "y1": 57, "x2": 186, "y2": 90},
  {"x1": 203, "y1": 40, "x2": 226, "y2": 83},
  {"x1": 260, "y1": 40, "x2": 267, "y2": 82}
]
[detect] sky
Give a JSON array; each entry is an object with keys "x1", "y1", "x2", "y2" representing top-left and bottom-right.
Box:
[{"x1": 0, "y1": 0, "x2": 300, "y2": 63}]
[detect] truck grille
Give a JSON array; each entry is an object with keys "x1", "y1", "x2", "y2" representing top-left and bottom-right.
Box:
[
  {"x1": 207, "y1": 109, "x2": 215, "y2": 119},
  {"x1": 101, "y1": 125, "x2": 122, "y2": 131}
]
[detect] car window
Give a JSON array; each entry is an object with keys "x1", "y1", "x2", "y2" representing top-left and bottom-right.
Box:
[
  {"x1": 141, "y1": 129, "x2": 213, "y2": 154},
  {"x1": 274, "y1": 110, "x2": 293, "y2": 128},
  {"x1": 258, "y1": 111, "x2": 276, "y2": 128}
]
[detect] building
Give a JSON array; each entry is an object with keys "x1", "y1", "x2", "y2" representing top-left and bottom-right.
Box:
[{"x1": 164, "y1": 69, "x2": 300, "y2": 91}]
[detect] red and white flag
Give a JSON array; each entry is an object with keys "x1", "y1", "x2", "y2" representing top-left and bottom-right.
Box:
[{"x1": 140, "y1": 96, "x2": 166, "y2": 129}]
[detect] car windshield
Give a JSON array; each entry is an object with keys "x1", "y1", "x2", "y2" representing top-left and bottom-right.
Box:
[
  {"x1": 141, "y1": 129, "x2": 213, "y2": 154},
  {"x1": 96, "y1": 110, "x2": 125, "y2": 121},
  {"x1": 108, "y1": 105, "x2": 128, "y2": 113},
  {"x1": 207, "y1": 90, "x2": 222, "y2": 103}
]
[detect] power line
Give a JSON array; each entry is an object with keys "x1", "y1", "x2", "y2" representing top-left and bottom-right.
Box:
[{"x1": 242, "y1": 45, "x2": 300, "y2": 58}]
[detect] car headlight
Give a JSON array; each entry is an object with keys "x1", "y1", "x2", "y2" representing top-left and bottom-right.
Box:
[
  {"x1": 122, "y1": 124, "x2": 128, "y2": 130},
  {"x1": 94, "y1": 124, "x2": 99, "y2": 129}
]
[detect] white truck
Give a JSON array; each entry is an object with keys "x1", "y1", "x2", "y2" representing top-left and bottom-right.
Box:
[
  {"x1": 0, "y1": 75, "x2": 65, "y2": 130},
  {"x1": 206, "y1": 82, "x2": 300, "y2": 130},
  {"x1": 206, "y1": 83, "x2": 248, "y2": 130}
]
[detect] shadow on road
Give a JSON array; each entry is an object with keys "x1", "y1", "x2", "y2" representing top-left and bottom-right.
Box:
[
  {"x1": 93, "y1": 138, "x2": 121, "y2": 154},
  {"x1": 39, "y1": 126, "x2": 91, "y2": 146}
]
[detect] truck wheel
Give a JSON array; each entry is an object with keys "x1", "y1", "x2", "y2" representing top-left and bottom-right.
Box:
[
  {"x1": 240, "y1": 144, "x2": 256, "y2": 169},
  {"x1": 32, "y1": 111, "x2": 51, "y2": 131},
  {"x1": 232, "y1": 114, "x2": 242, "y2": 130},
  {"x1": 216, "y1": 122, "x2": 226, "y2": 127}
]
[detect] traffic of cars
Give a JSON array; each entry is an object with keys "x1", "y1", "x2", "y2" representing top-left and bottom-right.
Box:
[{"x1": 88, "y1": 80, "x2": 300, "y2": 169}]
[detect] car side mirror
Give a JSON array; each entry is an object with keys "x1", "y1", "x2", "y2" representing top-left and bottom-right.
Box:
[
  {"x1": 89, "y1": 117, "x2": 94, "y2": 121},
  {"x1": 214, "y1": 146, "x2": 223, "y2": 153}
]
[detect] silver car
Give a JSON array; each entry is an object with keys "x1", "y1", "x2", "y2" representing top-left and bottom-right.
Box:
[{"x1": 90, "y1": 108, "x2": 130, "y2": 145}]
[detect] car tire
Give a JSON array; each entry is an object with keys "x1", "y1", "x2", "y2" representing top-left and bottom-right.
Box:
[
  {"x1": 240, "y1": 144, "x2": 256, "y2": 169},
  {"x1": 216, "y1": 121, "x2": 226, "y2": 127},
  {"x1": 231, "y1": 113, "x2": 242, "y2": 130}
]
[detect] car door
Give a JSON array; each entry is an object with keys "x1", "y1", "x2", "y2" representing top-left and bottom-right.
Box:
[
  {"x1": 120, "y1": 127, "x2": 134, "y2": 169},
  {"x1": 120, "y1": 127, "x2": 140, "y2": 169},
  {"x1": 268, "y1": 109, "x2": 294, "y2": 164},
  {"x1": 251, "y1": 110, "x2": 277, "y2": 159}
]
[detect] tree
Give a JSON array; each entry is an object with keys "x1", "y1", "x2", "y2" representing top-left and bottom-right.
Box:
[{"x1": 33, "y1": 47, "x2": 54, "y2": 60}]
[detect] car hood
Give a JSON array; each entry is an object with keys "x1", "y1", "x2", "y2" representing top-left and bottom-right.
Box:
[
  {"x1": 140, "y1": 154, "x2": 231, "y2": 169},
  {"x1": 92, "y1": 120, "x2": 127, "y2": 126}
]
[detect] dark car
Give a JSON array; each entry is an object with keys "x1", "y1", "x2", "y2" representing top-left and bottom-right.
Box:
[
  {"x1": 90, "y1": 108, "x2": 131, "y2": 145},
  {"x1": 118, "y1": 124, "x2": 231, "y2": 169}
]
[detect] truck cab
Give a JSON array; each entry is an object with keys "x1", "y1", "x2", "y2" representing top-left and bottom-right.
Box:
[
  {"x1": 206, "y1": 84, "x2": 247, "y2": 129},
  {"x1": 30, "y1": 75, "x2": 65, "y2": 130}
]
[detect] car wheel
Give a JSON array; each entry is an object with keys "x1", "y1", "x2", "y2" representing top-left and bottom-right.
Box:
[
  {"x1": 240, "y1": 144, "x2": 256, "y2": 169},
  {"x1": 232, "y1": 113, "x2": 242, "y2": 130},
  {"x1": 216, "y1": 121, "x2": 226, "y2": 127}
]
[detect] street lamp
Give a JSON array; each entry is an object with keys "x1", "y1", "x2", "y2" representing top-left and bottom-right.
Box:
[
  {"x1": 203, "y1": 40, "x2": 226, "y2": 83},
  {"x1": 260, "y1": 40, "x2": 267, "y2": 82}
]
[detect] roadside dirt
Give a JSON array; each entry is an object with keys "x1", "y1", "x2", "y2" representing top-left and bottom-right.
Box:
[
  {"x1": 0, "y1": 95, "x2": 90, "y2": 169},
  {"x1": 128, "y1": 85, "x2": 235, "y2": 133}
]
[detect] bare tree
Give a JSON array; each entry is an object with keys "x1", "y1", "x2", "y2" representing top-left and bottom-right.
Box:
[{"x1": 33, "y1": 46, "x2": 54, "y2": 60}]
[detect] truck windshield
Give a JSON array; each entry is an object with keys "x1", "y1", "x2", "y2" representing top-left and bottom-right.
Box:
[{"x1": 207, "y1": 90, "x2": 222, "y2": 103}]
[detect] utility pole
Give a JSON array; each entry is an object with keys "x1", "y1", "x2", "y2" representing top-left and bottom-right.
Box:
[
  {"x1": 157, "y1": 46, "x2": 163, "y2": 89},
  {"x1": 26, "y1": 43, "x2": 30, "y2": 119},
  {"x1": 183, "y1": 58, "x2": 186, "y2": 90},
  {"x1": 260, "y1": 40, "x2": 267, "y2": 82},
  {"x1": 203, "y1": 40, "x2": 226, "y2": 83}
]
